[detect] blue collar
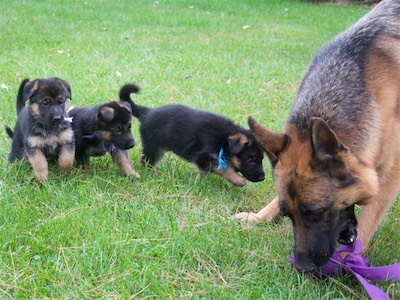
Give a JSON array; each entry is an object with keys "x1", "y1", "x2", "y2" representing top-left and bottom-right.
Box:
[{"x1": 218, "y1": 148, "x2": 229, "y2": 170}]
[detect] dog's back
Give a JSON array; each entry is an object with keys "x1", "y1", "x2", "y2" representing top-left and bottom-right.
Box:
[{"x1": 290, "y1": 0, "x2": 400, "y2": 155}]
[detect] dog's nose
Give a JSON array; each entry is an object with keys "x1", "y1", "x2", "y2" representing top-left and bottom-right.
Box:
[
  {"x1": 127, "y1": 139, "x2": 135, "y2": 149},
  {"x1": 52, "y1": 115, "x2": 62, "y2": 122}
]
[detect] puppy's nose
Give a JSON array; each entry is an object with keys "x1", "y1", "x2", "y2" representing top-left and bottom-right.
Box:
[
  {"x1": 52, "y1": 115, "x2": 62, "y2": 121},
  {"x1": 127, "y1": 139, "x2": 135, "y2": 149}
]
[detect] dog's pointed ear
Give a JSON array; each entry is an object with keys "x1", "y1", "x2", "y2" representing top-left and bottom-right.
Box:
[
  {"x1": 248, "y1": 116, "x2": 288, "y2": 164},
  {"x1": 228, "y1": 133, "x2": 249, "y2": 154},
  {"x1": 311, "y1": 117, "x2": 348, "y2": 161},
  {"x1": 117, "y1": 101, "x2": 132, "y2": 114},
  {"x1": 55, "y1": 78, "x2": 72, "y2": 100},
  {"x1": 22, "y1": 79, "x2": 39, "y2": 102},
  {"x1": 98, "y1": 107, "x2": 115, "y2": 123}
]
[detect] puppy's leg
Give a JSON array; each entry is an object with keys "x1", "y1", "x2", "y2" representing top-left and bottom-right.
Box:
[
  {"x1": 140, "y1": 139, "x2": 163, "y2": 169},
  {"x1": 27, "y1": 148, "x2": 48, "y2": 182},
  {"x1": 234, "y1": 196, "x2": 280, "y2": 223},
  {"x1": 112, "y1": 149, "x2": 140, "y2": 179},
  {"x1": 211, "y1": 165, "x2": 246, "y2": 187},
  {"x1": 58, "y1": 143, "x2": 75, "y2": 173}
]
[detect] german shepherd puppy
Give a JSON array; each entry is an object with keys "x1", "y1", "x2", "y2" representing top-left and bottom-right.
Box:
[
  {"x1": 119, "y1": 84, "x2": 265, "y2": 186},
  {"x1": 235, "y1": 0, "x2": 400, "y2": 272},
  {"x1": 6, "y1": 77, "x2": 75, "y2": 182},
  {"x1": 68, "y1": 94, "x2": 140, "y2": 178}
]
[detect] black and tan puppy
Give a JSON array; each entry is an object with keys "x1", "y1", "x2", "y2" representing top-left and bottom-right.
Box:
[
  {"x1": 6, "y1": 77, "x2": 75, "y2": 182},
  {"x1": 235, "y1": 0, "x2": 400, "y2": 273},
  {"x1": 68, "y1": 94, "x2": 140, "y2": 178},
  {"x1": 119, "y1": 84, "x2": 265, "y2": 186}
]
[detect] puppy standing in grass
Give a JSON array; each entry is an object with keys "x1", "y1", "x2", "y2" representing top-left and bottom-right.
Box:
[
  {"x1": 119, "y1": 84, "x2": 265, "y2": 186},
  {"x1": 6, "y1": 77, "x2": 75, "y2": 182},
  {"x1": 235, "y1": 0, "x2": 400, "y2": 273},
  {"x1": 68, "y1": 88, "x2": 140, "y2": 178}
]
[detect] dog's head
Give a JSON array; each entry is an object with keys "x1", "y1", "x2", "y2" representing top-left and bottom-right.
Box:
[
  {"x1": 95, "y1": 101, "x2": 135, "y2": 150},
  {"x1": 248, "y1": 116, "x2": 378, "y2": 272},
  {"x1": 22, "y1": 77, "x2": 72, "y2": 126},
  {"x1": 226, "y1": 131, "x2": 265, "y2": 182}
]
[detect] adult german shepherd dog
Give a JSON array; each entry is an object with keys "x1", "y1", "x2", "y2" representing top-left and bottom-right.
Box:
[{"x1": 235, "y1": 0, "x2": 400, "y2": 272}]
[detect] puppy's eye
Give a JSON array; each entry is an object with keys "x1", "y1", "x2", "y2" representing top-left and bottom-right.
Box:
[
  {"x1": 58, "y1": 98, "x2": 65, "y2": 104},
  {"x1": 115, "y1": 126, "x2": 123, "y2": 134},
  {"x1": 247, "y1": 156, "x2": 256, "y2": 163},
  {"x1": 41, "y1": 99, "x2": 50, "y2": 106}
]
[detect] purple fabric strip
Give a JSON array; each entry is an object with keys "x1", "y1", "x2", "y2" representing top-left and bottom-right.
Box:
[
  {"x1": 82, "y1": 133, "x2": 116, "y2": 154},
  {"x1": 289, "y1": 240, "x2": 400, "y2": 300}
]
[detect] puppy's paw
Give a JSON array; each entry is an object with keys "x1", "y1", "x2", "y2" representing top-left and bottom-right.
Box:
[
  {"x1": 128, "y1": 170, "x2": 141, "y2": 179},
  {"x1": 231, "y1": 177, "x2": 246, "y2": 187},
  {"x1": 233, "y1": 212, "x2": 262, "y2": 223},
  {"x1": 34, "y1": 170, "x2": 48, "y2": 182}
]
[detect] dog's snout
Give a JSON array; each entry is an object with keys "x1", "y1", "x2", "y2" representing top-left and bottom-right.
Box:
[{"x1": 128, "y1": 139, "x2": 135, "y2": 148}]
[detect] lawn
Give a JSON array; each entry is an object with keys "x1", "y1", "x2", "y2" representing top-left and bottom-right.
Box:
[{"x1": 0, "y1": 0, "x2": 398, "y2": 299}]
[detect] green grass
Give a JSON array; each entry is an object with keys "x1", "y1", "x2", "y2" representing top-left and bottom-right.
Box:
[{"x1": 0, "y1": 0, "x2": 398, "y2": 298}]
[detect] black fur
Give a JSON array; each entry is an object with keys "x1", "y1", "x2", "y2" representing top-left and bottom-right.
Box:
[{"x1": 120, "y1": 84, "x2": 265, "y2": 186}]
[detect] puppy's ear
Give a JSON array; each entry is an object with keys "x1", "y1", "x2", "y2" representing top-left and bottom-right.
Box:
[
  {"x1": 228, "y1": 133, "x2": 249, "y2": 154},
  {"x1": 22, "y1": 79, "x2": 39, "y2": 102},
  {"x1": 98, "y1": 107, "x2": 115, "y2": 123},
  {"x1": 56, "y1": 78, "x2": 72, "y2": 100},
  {"x1": 117, "y1": 101, "x2": 132, "y2": 114}
]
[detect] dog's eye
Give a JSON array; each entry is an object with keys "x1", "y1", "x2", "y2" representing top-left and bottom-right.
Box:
[
  {"x1": 58, "y1": 98, "x2": 65, "y2": 104},
  {"x1": 115, "y1": 126, "x2": 123, "y2": 134},
  {"x1": 41, "y1": 99, "x2": 50, "y2": 106},
  {"x1": 279, "y1": 200, "x2": 289, "y2": 216},
  {"x1": 247, "y1": 156, "x2": 256, "y2": 163}
]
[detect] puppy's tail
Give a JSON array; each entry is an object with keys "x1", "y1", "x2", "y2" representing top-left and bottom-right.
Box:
[
  {"x1": 5, "y1": 126, "x2": 13, "y2": 139},
  {"x1": 16, "y1": 78, "x2": 30, "y2": 115},
  {"x1": 119, "y1": 83, "x2": 149, "y2": 118}
]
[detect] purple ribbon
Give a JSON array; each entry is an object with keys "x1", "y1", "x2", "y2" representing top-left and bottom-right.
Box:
[
  {"x1": 289, "y1": 240, "x2": 400, "y2": 299},
  {"x1": 82, "y1": 133, "x2": 116, "y2": 154}
]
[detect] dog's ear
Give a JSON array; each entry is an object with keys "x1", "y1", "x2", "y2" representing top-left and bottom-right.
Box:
[
  {"x1": 22, "y1": 79, "x2": 39, "y2": 102},
  {"x1": 248, "y1": 116, "x2": 288, "y2": 164},
  {"x1": 98, "y1": 107, "x2": 115, "y2": 123},
  {"x1": 310, "y1": 117, "x2": 348, "y2": 161},
  {"x1": 55, "y1": 78, "x2": 72, "y2": 100},
  {"x1": 117, "y1": 101, "x2": 132, "y2": 114},
  {"x1": 228, "y1": 133, "x2": 249, "y2": 155}
]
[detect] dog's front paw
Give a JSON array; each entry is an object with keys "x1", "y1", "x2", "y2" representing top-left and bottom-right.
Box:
[
  {"x1": 233, "y1": 212, "x2": 262, "y2": 223},
  {"x1": 231, "y1": 177, "x2": 246, "y2": 187},
  {"x1": 128, "y1": 170, "x2": 141, "y2": 179},
  {"x1": 34, "y1": 170, "x2": 48, "y2": 182}
]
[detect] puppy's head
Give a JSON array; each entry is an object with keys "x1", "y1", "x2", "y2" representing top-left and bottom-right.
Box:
[
  {"x1": 226, "y1": 131, "x2": 265, "y2": 182},
  {"x1": 248, "y1": 116, "x2": 378, "y2": 273},
  {"x1": 22, "y1": 77, "x2": 72, "y2": 126},
  {"x1": 96, "y1": 101, "x2": 135, "y2": 150}
]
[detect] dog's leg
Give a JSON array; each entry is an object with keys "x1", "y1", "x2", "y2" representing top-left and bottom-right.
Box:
[
  {"x1": 58, "y1": 144, "x2": 75, "y2": 173},
  {"x1": 357, "y1": 168, "x2": 400, "y2": 252},
  {"x1": 28, "y1": 149, "x2": 48, "y2": 182},
  {"x1": 212, "y1": 165, "x2": 246, "y2": 187},
  {"x1": 112, "y1": 149, "x2": 140, "y2": 179},
  {"x1": 234, "y1": 196, "x2": 280, "y2": 223}
]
